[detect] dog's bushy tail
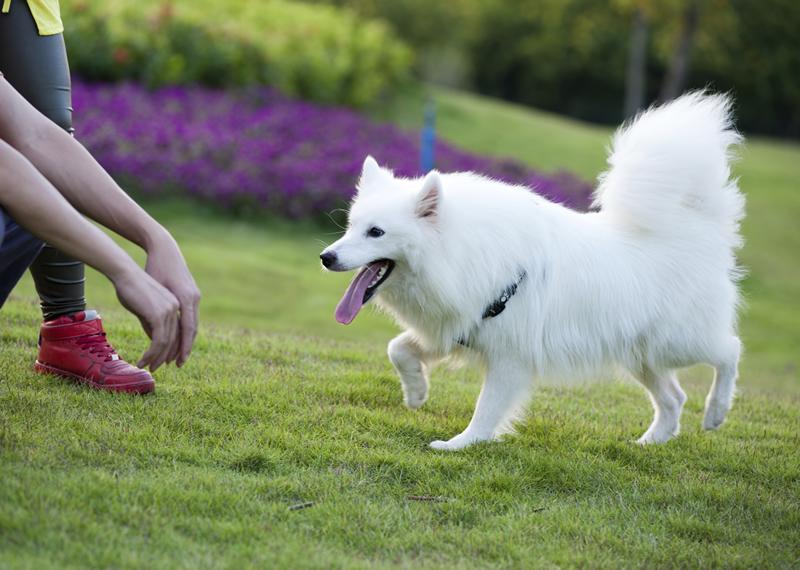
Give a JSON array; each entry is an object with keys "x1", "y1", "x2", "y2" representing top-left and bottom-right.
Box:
[{"x1": 594, "y1": 92, "x2": 744, "y2": 250}]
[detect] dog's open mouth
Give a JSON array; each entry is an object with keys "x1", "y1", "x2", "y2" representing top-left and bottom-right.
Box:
[{"x1": 335, "y1": 259, "x2": 395, "y2": 325}]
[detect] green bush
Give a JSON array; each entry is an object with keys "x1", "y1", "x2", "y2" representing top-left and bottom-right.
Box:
[
  {"x1": 311, "y1": 0, "x2": 480, "y2": 86},
  {"x1": 61, "y1": 0, "x2": 413, "y2": 107}
]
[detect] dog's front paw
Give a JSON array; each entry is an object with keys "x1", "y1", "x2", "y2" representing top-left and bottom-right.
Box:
[
  {"x1": 702, "y1": 400, "x2": 730, "y2": 431},
  {"x1": 400, "y1": 374, "x2": 428, "y2": 410},
  {"x1": 429, "y1": 432, "x2": 493, "y2": 451},
  {"x1": 404, "y1": 391, "x2": 428, "y2": 410}
]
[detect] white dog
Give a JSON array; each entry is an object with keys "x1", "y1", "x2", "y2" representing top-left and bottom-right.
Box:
[{"x1": 320, "y1": 92, "x2": 744, "y2": 451}]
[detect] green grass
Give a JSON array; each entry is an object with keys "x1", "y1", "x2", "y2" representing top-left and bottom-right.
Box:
[{"x1": 1, "y1": 86, "x2": 799, "y2": 568}]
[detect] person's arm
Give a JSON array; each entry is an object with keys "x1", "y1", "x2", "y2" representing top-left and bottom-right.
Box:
[
  {"x1": 0, "y1": 74, "x2": 199, "y2": 367},
  {"x1": 0, "y1": 139, "x2": 179, "y2": 371}
]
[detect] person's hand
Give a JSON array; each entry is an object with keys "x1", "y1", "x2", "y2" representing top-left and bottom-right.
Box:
[
  {"x1": 111, "y1": 267, "x2": 181, "y2": 372},
  {"x1": 0, "y1": 76, "x2": 199, "y2": 369},
  {"x1": 144, "y1": 230, "x2": 201, "y2": 367}
]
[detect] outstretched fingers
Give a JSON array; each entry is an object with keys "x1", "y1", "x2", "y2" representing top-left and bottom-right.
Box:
[
  {"x1": 136, "y1": 297, "x2": 180, "y2": 372},
  {"x1": 177, "y1": 289, "x2": 201, "y2": 367}
]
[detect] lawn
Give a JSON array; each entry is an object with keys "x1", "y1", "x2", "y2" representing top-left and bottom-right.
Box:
[{"x1": 1, "y1": 86, "x2": 798, "y2": 568}]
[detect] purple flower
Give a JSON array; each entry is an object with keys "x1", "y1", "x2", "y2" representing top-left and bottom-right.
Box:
[{"x1": 72, "y1": 81, "x2": 593, "y2": 218}]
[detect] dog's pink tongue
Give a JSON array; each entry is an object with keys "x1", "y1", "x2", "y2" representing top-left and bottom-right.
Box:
[{"x1": 335, "y1": 263, "x2": 381, "y2": 324}]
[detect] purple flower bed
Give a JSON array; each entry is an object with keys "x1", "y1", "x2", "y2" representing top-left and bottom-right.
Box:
[{"x1": 72, "y1": 81, "x2": 593, "y2": 218}]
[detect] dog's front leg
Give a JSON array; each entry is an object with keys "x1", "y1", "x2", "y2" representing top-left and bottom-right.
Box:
[
  {"x1": 430, "y1": 357, "x2": 532, "y2": 451},
  {"x1": 388, "y1": 331, "x2": 431, "y2": 410}
]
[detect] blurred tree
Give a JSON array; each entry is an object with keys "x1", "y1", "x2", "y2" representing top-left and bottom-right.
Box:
[
  {"x1": 623, "y1": 5, "x2": 649, "y2": 117},
  {"x1": 659, "y1": 0, "x2": 700, "y2": 101},
  {"x1": 307, "y1": 0, "x2": 800, "y2": 135},
  {"x1": 614, "y1": 0, "x2": 656, "y2": 118},
  {"x1": 686, "y1": 0, "x2": 800, "y2": 136},
  {"x1": 469, "y1": 0, "x2": 629, "y2": 123}
]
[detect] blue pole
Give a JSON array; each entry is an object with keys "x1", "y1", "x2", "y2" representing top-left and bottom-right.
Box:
[{"x1": 420, "y1": 98, "x2": 436, "y2": 173}]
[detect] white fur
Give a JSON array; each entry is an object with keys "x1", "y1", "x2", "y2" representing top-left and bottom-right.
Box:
[{"x1": 322, "y1": 92, "x2": 745, "y2": 450}]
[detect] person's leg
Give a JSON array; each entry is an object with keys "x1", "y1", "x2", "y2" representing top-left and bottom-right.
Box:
[
  {"x1": 0, "y1": 210, "x2": 45, "y2": 308},
  {"x1": 0, "y1": 2, "x2": 86, "y2": 320},
  {"x1": 0, "y1": 3, "x2": 154, "y2": 392}
]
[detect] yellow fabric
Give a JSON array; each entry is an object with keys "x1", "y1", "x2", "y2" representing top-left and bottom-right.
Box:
[{"x1": 0, "y1": 0, "x2": 63, "y2": 36}]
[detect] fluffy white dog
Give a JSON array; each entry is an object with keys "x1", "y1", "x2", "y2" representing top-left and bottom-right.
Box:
[{"x1": 320, "y1": 92, "x2": 745, "y2": 451}]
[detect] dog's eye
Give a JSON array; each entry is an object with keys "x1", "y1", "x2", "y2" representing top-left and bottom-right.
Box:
[{"x1": 367, "y1": 227, "x2": 385, "y2": 238}]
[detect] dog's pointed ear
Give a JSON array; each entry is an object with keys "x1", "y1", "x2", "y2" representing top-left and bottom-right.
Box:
[
  {"x1": 358, "y1": 156, "x2": 388, "y2": 192},
  {"x1": 416, "y1": 170, "x2": 442, "y2": 221}
]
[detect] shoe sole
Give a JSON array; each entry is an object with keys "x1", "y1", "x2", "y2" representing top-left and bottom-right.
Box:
[{"x1": 34, "y1": 361, "x2": 155, "y2": 394}]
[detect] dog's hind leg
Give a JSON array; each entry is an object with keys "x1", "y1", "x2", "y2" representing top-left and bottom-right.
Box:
[
  {"x1": 632, "y1": 365, "x2": 687, "y2": 445},
  {"x1": 430, "y1": 357, "x2": 532, "y2": 451},
  {"x1": 703, "y1": 336, "x2": 741, "y2": 431},
  {"x1": 388, "y1": 331, "x2": 431, "y2": 410}
]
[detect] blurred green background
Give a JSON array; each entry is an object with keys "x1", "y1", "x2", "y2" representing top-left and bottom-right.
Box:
[{"x1": 64, "y1": 0, "x2": 800, "y2": 134}]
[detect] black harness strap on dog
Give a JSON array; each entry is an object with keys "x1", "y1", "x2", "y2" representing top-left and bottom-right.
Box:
[{"x1": 457, "y1": 270, "x2": 527, "y2": 347}]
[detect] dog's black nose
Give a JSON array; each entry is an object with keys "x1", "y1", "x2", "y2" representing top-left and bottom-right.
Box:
[{"x1": 320, "y1": 251, "x2": 337, "y2": 269}]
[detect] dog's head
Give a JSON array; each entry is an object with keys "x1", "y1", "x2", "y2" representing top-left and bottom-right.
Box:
[{"x1": 320, "y1": 156, "x2": 442, "y2": 324}]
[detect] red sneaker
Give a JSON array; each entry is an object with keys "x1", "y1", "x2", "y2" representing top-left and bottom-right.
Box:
[{"x1": 34, "y1": 310, "x2": 155, "y2": 394}]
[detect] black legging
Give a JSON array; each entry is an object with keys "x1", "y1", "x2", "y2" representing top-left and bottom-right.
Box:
[{"x1": 0, "y1": 1, "x2": 86, "y2": 320}]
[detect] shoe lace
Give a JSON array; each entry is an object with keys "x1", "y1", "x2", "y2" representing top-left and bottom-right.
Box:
[{"x1": 76, "y1": 332, "x2": 118, "y2": 362}]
